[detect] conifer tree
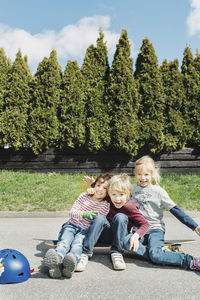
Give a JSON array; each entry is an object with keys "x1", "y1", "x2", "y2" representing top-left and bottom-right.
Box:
[
  {"x1": 108, "y1": 29, "x2": 138, "y2": 156},
  {"x1": 160, "y1": 59, "x2": 188, "y2": 150},
  {"x1": 0, "y1": 48, "x2": 11, "y2": 113},
  {"x1": 59, "y1": 60, "x2": 85, "y2": 148},
  {"x1": 194, "y1": 49, "x2": 200, "y2": 72},
  {"x1": 81, "y1": 28, "x2": 110, "y2": 152},
  {"x1": 0, "y1": 49, "x2": 31, "y2": 149},
  {"x1": 181, "y1": 45, "x2": 200, "y2": 147},
  {"x1": 134, "y1": 38, "x2": 165, "y2": 154},
  {"x1": 28, "y1": 50, "x2": 62, "y2": 154}
]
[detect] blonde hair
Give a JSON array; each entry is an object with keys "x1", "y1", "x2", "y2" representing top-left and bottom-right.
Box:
[
  {"x1": 108, "y1": 173, "x2": 133, "y2": 198},
  {"x1": 134, "y1": 155, "x2": 161, "y2": 184}
]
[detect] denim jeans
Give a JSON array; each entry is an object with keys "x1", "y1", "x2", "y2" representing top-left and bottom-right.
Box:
[
  {"x1": 123, "y1": 229, "x2": 194, "y2": 269},
  {"x1": 83, "y1": 213, "x2": 128, "y2": 256},
  {"x1": 56, "y1": 222, "x2": 88, "y2": 262}
]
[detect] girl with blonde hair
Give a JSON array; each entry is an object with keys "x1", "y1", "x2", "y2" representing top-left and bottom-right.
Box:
[{"x1": 123, "y1": 155, "x2": 200, "y2": 271}]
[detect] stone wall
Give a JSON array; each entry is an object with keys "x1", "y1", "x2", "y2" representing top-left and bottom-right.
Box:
[{"x1": 0, "y1": 147, "x2": 200, "y2": 174}]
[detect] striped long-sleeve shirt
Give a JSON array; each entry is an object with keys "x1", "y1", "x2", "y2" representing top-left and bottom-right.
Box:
[
  {"x1": 67, "y1": 192, "x2": 109, "y2": 229},
  {"x1": 107, "y1": 198, "x2": 150, "y2": 238}
]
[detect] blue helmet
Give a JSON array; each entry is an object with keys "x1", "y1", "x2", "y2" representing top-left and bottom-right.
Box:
[{"x1": 0, "y1": 249, "x2": 31, "y2": 284}]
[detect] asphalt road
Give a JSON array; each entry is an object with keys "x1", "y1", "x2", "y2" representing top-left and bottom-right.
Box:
[{"x1": 0, "y1": 211, "x2": 200, "y2": 300}]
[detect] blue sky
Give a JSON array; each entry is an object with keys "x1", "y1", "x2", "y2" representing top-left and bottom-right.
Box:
[{"x1": 0, "y1": 0, "x2": 200, "y2": 74}]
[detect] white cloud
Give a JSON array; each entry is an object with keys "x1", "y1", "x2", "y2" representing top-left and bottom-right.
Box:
[
  {"x1": 0, "y1": 15, "x2": 128, "y2": 71},
  {"x1": 187, "y1": 0, "x2": 200, "y2": 36}
]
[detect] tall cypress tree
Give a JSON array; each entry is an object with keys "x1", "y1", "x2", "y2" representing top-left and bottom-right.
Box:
[
  {"x1": 81, "y1": 28, "x2": 110, "y2": 152},
  {"x1": 134, "y1": 38, "x2": 165, "y2": 154},
  {"x1": 59, "y1": 60, "x2": 85, "y2": 148},
  {"x1": 28, "y1": 50, "x2": 62, "y2": 154},
  {"x1": 108, "y1": 29, "x2": 138, "y2": 156},
  {"x1": 0, "y1": 48, "x2": 11, "y2": 113},
  {"x1": 181, "y1": 45, "x2": 200, "y2": 147},
  {"x1": 194, "y1": 49, "x2": 200, "y2": 72},
  {"x1": 160, "y1": 59, "x2": 188, "y2": 150},
  {"x1": 0, "y1": 49, "x2": 31, "y2": 149}
]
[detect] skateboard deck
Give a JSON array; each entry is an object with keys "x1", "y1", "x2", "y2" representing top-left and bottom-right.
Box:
[
  {"x1": 45, "y1": 239, "x2": 197, "y2": 252},
  {"x1": 163, "y1": 239, "x2": 196, "y2": 252}
]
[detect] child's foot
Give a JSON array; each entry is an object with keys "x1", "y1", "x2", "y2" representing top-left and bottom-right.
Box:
[
  {"x1": 190, "y1": 257, "x2": 200, "y2": 270},
  {"x1": 44, "y1": 249, "x2": 62, "y2": 278},
  {"x1": 75, "y1": 254, "x2": 89, "y2": 272},
  {"x1": 111, "y1": 253, "x2": 126, "y2": 270},
  {"x1": 62, "y1": 253, "x2": 77, "y2": 278}
]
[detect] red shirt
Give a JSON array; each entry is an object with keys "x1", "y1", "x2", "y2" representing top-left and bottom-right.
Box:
[{"x1": 107, "y1": 198, "x2": 150, "y2": 238}]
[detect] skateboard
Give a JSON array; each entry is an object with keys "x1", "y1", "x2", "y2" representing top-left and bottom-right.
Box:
[
  {"x1": 44, "y1": 239, "x2": 197, "y2": 253},
  {"x1": 163, "y1": 239, "x2": 197, "y2": 253}
]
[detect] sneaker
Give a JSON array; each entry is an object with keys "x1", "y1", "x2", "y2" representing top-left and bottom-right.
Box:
[
  {"x1": 43, "y1": 249, "x2": 62, "y2": 278},
  {"x1": 190, "y1": 257, "x2": 200, "y2": 270},
  {"x1": 111, "y1": 253, "x2": 126, "y2": 270},
  {"x1": 75, "y1": 254, "x2": 89, "y2": 272},
  {"x1": 62, "y1": 253, "x2": 77, "y2": 278}
]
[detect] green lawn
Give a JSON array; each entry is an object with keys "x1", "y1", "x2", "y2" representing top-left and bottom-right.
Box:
[{"x1": 0, "y1": 170, "x2": 200, "y2": 211}]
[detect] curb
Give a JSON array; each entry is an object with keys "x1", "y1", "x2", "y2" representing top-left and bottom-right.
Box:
[
  {"x1": 0, "y1": 210, "x2": 200, "y2": 218},
  {"x1": 0, "y1": 211, "x2": 69, "y2": 218}
]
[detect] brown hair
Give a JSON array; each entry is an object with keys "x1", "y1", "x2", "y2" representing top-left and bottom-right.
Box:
[{"x1": 91, "y1": 173, "x2": 113, "y2": 188}]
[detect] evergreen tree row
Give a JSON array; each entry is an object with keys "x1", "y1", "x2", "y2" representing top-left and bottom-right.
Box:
[{"x1": 0, "y1": 29, "x2": 200, "y2": 157}]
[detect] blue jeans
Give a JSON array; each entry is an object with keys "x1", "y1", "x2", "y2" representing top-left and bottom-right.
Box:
[
  {"x1": 83, "y1": 213, "x2": 128, "y2": 256},
  {"x1": 123, "y1": 229, "x2": 194, "y2": 269},
  {"x1": 56, "y1": 222, "x2": 88, "y2": 262}
]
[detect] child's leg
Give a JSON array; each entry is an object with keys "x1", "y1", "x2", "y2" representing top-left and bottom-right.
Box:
[
  {"x1": 109, "y1": 213, "x2": 129, "y2": 271},
  {"x1": 111, "y1": 213, "x2": 128, "y2": 253},
  {"x1": 76, "y1": 216, "x2": 111, "y2": 272},
  {"x1": 62, "y1": 228, "x2": 88, "y2": 278},
  {"x1": 44, "y1": 223, "x2": 77, "y2": 279},
  {"x1": 70, "y1": 228, "x2": 88, "y2": 261},
  {"x1": 56, "y1": 223, "x2": 78, "y2": 260},
  {"x1": 82, "y1": 214, "x2": 109, "y2": 256},
  {"x1": 96, "y1": 222, "x2": 127, "y2": 270},
  {"x1": 123, "y1": 233, "x2": 150, "y2": 260},
  {"x1": 148, "y1": 229, "x2": 193, "y2": 269}
]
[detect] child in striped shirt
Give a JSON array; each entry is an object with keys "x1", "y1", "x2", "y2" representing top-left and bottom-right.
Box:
[
  {"x1": 44, "y1": 173, "x2": 111, "y2": 279},
  {"x1": 76, "y1": 173, "x2": 150, "y2": 271}
]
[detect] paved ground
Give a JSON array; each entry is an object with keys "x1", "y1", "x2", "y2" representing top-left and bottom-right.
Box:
[{"x1": 0, "y1": 211, "x2": 200, "y2": 300}]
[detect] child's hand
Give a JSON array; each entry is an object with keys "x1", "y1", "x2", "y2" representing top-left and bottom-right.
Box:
[
  {"x1": 129, "y1": 233, "x2": 140, "y2": 252},
  {"x1": 87, "y1": 188, "x2": 95, "y2": 195},
  {"x1": 82, "y1": 210, "x2": 98, "y2": 219},
  {"x1": 195, "y1": 225, "x2": 200, "y2": 236},
  {"x1": 84, "y1": 176, "x2": 95, "y2": 186}
]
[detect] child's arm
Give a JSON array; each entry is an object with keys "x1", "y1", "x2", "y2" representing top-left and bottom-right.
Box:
[
  {"x1": 69, "y1": 193, "x2": 97, "y2": 220},
  {"x1": 170, "y1": 205, "x2": 200, "y2": 236},
  {"x1": 125, "y1": 199, "x2": 150, "y2": 242},
  {"x1": 160, "y1": 187, "x2": 200, "y2": 236}
]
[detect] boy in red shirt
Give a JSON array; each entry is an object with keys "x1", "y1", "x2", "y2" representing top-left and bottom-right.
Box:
[{"x1": 76, "y1": 173, "x2": 150, "y2": 271}]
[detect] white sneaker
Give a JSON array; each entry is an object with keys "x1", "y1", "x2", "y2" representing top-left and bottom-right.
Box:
[
  {"x1": 75, "y1": 254, "x2": 89, "y2": 272},
  {"x1": 111, "y1": 253, "x2": 126, "y2": 270}
]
